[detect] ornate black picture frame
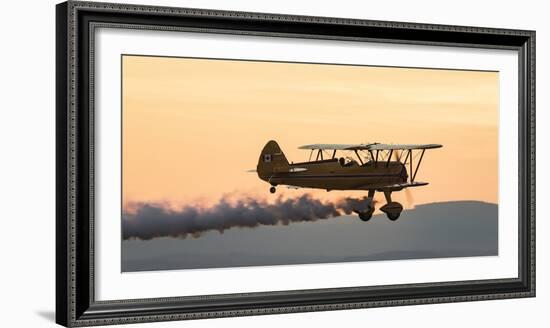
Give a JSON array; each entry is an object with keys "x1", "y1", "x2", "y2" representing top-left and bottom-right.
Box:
[{"x1": 56, "y1": 1, "x2": 535, "y2": 326}]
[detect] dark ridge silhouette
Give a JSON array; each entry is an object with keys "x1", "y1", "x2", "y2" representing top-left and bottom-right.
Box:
[{"x1": 122, "y1": 200, "x2": 498, "y2": 272}]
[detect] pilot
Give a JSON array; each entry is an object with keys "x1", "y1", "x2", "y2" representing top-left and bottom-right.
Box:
[
  {"x1": 339, "y1": 157, "x2": 357, "y2": 167},
  {"x1": 339, "y1": 157, "x2": 346, "y2": 166}
]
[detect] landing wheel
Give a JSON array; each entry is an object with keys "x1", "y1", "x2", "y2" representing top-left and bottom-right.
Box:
[
  {"x1": 355, "y1": 204, "x2": 375, "y2": 222},
  {"x1": 380, "y1": 201, "x2": 403, "y2": 221},
  {"x1": 269, "y1": 186, "x2": 276, "y2": 194},
  {"x1": 358, "y1": 210, "x2": 374, "y2": 222},
  {"x1": 387, "y1": 212, "x2": 401, "y2": 221}
]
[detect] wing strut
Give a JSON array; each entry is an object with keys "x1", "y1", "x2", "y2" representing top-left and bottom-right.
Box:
[
  {"x1": 409, "y1": 150, "x2": 413, "y2": 183},
  {"x1": 354, "y1": 150, "x2": 364, "y2": 165},
  {"x1": 412, "y1": 149, "x2": 426, "y2": 182}
]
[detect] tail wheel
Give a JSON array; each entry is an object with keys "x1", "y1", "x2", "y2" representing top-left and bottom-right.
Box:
[{"x1": 269, "y1": 186, "x2": 276, "y2": 194}]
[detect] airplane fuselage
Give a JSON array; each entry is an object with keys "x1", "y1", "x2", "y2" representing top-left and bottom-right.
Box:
[{"x1": 259, "y1": 159, "x2": 408, "y2": 191}]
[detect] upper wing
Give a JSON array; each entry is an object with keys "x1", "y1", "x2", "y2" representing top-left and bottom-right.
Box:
[
  {"x1": 298, "y1": 143, "x2": 367, "y2": 150},
  {"x1": 367, "y1": 144, "x2": 442, "y2": 150},
  {"x1": 298, "y1": 143, "x2": 442, "y2": 151}
]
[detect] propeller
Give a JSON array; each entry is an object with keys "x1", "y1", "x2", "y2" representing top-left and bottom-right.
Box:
[
  {"x1": 404, "y1": 188, "x2": 415, "y2": 208},
  {"x1": 394, "y1": 150, "x2": 415, "y2": 208}
]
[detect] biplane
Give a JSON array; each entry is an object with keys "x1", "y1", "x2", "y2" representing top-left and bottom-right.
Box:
[{"x1": 255, "y1": 140, "x2": 442, "y2": 221}]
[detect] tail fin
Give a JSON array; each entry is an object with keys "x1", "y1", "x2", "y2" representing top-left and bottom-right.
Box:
[{"x1": 257, "y1": 140, "x2": 290, "y2": 180}]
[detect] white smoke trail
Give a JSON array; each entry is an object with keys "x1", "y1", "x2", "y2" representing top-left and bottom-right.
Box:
[{"x1": 122, "y1": 194, "x2": 375, "y2": 240}]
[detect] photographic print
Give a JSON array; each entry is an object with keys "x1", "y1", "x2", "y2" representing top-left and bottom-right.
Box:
[
  {"x1": 121, "y1": 55, "x2": 499, "y2": 272},
  {"x1": 56, "y1": 3, "x2": 535, "y2": 325}
]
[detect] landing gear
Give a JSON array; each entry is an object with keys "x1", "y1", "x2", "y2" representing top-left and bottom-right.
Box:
[
  {"x1": 354, "y1": 190, "x2": 404, "y2": 222},
  {"x1": 355, "y1": 190, "x2": 375, "y2": 222},
  {"x1": 380, "y1": 191, "x2": 403, "y2": 221},
  {"x1": 387, "y1": 212, "x2": 401, "y2": 221},
  {"x1": 356, "y1": 206, "x2": 375, "y2": 222},
  {"x1": 269, "y1": 186, "x2": 276, "y2": 194}
]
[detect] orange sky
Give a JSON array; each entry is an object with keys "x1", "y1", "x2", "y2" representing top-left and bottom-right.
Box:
[{"x1": 122, "y1": 55, "x2": 498, "y2": 209}]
